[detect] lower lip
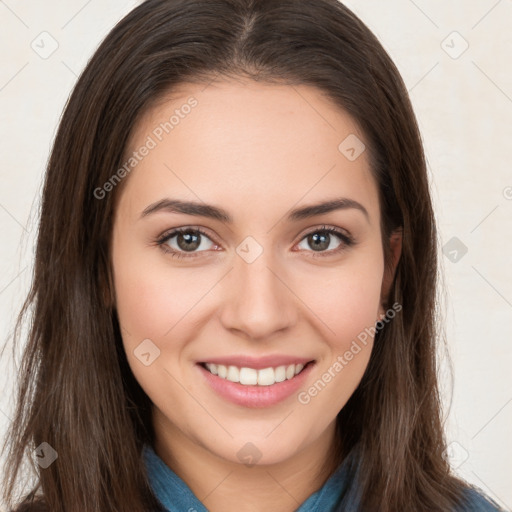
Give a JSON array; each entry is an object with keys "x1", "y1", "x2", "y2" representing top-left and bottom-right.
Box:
[{"x1": 196, "y1": 362, "x2": 315, "y2": 408}]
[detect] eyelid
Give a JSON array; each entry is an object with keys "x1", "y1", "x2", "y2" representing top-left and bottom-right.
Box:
[
  {"x1": 156, "y1": 224, "x2": 355, "y2": 258},
  {"x1": 156, "y1": 225, "x2": 220, "y2": 254},
  {"x1": 298, "y1": 224, "x2": 352, "y2": 242},
  {"x1": 293, "y1": 225, "x2": 355, "y2": 257},
  {"x1": 156, "y1": 225, "x2": 218, "y2": 243}
]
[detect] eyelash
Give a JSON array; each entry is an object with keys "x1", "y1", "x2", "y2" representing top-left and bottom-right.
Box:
[{"x1": 155, "y1": 225, "x2": 355, "y2": 260}]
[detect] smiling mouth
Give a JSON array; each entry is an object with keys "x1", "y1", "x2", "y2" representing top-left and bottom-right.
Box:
[{"x1": 199, "y1": 360, "x2": 315, "y2": 386}]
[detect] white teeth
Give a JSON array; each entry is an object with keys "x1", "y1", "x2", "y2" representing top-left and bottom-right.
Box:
[
  {"x1": 227, "y1": 365, "x2": 240, "y2": 382},
  {"x1": 205, "y1": 363, "x2": 218, "y2": 375},
  {"x1": 257, "y1": 367, "x2": 274, "y2": 386},
  {"x1": 274, "y1": 365, "x2": 286, "y2": 383},
  {"x1": 203, "y1": 362, "x2": 308, "y2": 386},
  {"x1": 217, "y1": 364, "x2": 227, "y2": 378},
  {"x1": 240, "y1": 367, "x2": 258, "y2": 385}
]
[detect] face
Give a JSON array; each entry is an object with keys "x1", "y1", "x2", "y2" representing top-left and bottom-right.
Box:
[{"x1": 111, "y1": 79, "x2": 393, "y2": 466}]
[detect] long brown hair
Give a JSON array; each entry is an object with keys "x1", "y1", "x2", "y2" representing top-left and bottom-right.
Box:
[{"x1": 1, "y1": 0, "x2": 476, "y2": 510}]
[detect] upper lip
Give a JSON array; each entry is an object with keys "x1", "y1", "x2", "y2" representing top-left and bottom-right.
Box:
[{"x1": 198, "y1": 355, "x2": 315, "y2": 370}]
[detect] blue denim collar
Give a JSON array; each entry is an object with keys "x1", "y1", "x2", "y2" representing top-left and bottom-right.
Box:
[
  {"x1": 143, "y1": 442, "x2": 503, "y2": 511},
  {"x1": 142, "y1": 443, "x2": 361, "y2": 512}
]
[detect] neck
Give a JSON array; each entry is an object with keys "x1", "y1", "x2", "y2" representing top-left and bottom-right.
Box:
[{"x1": 152, "y1": 411, "x2": 342, "y2": 512}]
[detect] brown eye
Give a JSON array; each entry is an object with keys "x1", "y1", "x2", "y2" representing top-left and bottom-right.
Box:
[
  {"x1": 306, "y1": 232, "x2": 332, "y2": 251},
  {"x1": 175, "y1": 230, "x2": 202, "y2": 252},
  {"x1": 296, "y1": 227, "x2": 354, "y2": 255},
  {"x1": 157, "y1": 227, "x2": 216, "y2": 256}
]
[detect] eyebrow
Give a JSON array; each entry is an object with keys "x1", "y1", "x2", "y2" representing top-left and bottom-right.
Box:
[{"x1": 140, "y1": 197, "x2": 370, "y2": 223}]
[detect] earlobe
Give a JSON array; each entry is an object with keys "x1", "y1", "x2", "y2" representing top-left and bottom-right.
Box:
[
  {"x1": 99, "y1": 262, "x2": 116, "y2": 310},
  {"x1": 379, "y1": 227, "x2": 403, "y2": 317},
  {"x1": 388, "y1": 227, "x2": 403, "y2": 272},
  {"x1": 103, "y1": 284, "x2": 115, "y2": 310}
]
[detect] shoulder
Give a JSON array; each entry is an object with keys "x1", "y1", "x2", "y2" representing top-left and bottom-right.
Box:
[{"x1": 456, "y1": 486, "x2": 505, "y2": 512}]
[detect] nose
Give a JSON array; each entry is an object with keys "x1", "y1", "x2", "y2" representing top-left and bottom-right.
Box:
[{"x1": 218, "y1": 248, "x2": 298, "y2": 340}]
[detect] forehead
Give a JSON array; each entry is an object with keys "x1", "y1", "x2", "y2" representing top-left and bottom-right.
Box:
[{"x1": 120, "y1": 79, "x2": 379, "y2": 224}]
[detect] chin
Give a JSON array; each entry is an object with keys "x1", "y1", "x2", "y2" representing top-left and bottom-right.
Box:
[{"x1": 201, "y1": 431, "x2": 311, "y2": 467}]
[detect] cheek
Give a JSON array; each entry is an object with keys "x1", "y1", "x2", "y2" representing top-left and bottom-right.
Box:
[
  {"x1": 113, "y1": 230, "x2": 385, "y2": 353},
  {"x1": 113, "y1": 255, "x2": 168, "y2": 340},
  {"x1": 331, "y1": 271, "x2": 382, "y2": 343},
  {"x1": 111, "y1": 230, "x2": 208, "y2": 341},
  {"x1": 291, "y1": 248, "x2": 383, "y2": 409},
  {"x1": 111, "y1": 244, "x2": 202, "y2": 407},
  {"x1": 294, "y1": 249, "x2": 384, "y2": 345},
  {"x1": 114, "y1": 266, "x2": 186, "y2": 339}
]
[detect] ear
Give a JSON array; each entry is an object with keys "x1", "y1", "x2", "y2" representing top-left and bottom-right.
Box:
[
  {"x1": 99, "y1": 258, "x2": 116, "y2": 310},
  {"x1": 378, "y1": 227, "x2": 402, "y2": 318}
]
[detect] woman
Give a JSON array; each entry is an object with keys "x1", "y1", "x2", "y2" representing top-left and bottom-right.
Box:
[{"x1": 1, "y1": 0, "x2": 504, "y2": 510}]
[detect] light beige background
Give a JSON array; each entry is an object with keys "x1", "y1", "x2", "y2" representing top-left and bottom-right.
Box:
[{"x1": 0, "y1": 1, "x2": 511, "y2": 510}]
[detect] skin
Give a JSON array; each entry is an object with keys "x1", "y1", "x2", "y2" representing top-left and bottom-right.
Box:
[{"x1": 111, "y1": 78, "x2": 401, "y2": 512}]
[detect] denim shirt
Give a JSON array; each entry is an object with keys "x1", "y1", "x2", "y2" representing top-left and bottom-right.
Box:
[{"x1": 142, "y1": 444, "x2": 503, "y2": 512}]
